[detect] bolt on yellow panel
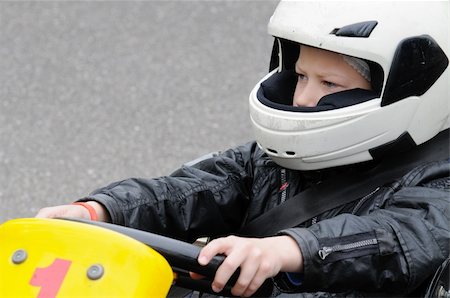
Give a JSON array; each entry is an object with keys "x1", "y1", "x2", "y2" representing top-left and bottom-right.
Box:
[{"x1": 0, "y1": 218, "x2": 173, "y2": 298}]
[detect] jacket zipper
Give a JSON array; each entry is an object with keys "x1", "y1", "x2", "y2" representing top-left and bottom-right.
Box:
[
  {"x1": 318, "y1": 238, "x2": 378, "y2": 260},
  {"x1": 351, "y1": 187, "x2": 380, "y2": 214},
  {"x1": 279, "y1": 168, "x2": 288, "y2": 203}
]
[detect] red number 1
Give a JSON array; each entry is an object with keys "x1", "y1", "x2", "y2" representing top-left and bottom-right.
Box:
[{"x1": 29, "y1": 258, "x2": 72, "y2": 298}]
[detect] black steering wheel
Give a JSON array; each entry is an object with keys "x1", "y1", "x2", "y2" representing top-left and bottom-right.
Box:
[{"x1": 62, "y1": 218, "x2": 274, "y2": 297}]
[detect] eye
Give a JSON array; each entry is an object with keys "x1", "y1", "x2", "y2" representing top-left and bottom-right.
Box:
[
  {"x1": 296, "y1": 73, "x2": 307, "y2": 81},
  {"x1": 322, "y1": 80, "x2": 338, "y2": 88}
]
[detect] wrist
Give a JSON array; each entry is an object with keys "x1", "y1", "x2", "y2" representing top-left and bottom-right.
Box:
[
  {"x1": 72, "y1": 201, "x2": 110, "y2": 222},
  {"x1": 71, "y1": 202, "x2": 98, "y2": 221},
  {"x1": 86, "y1": 201, "x2": 111, "y2": 222},
  {"x1": 275, "y1": 235, "x2": 303, "y2": 272}
]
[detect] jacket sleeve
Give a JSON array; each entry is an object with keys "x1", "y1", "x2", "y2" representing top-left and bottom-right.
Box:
[
  {"x1": 79, "y1": 142, "x2": 261, "y2": 242},
  {"x1": 275, "y1": 159, "x2": 450, "y2": 295}
]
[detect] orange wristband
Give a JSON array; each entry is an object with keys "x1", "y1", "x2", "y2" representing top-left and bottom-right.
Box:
[{"x1": 71, "y1": 202, "x2": 99, "y2": 221}]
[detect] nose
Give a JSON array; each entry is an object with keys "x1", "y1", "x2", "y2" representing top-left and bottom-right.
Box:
[{"x1": 293, "y1": 82, "x2": 321, "y2": 107}]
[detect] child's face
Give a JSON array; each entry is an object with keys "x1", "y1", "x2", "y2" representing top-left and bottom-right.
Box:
[{"x1": 293, "y1": 46, "x2": 372, "y2": 107}]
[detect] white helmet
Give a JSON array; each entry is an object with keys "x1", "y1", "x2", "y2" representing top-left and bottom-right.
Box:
[{"x1": 249, "y1": 1, "x2": 449, "y2": 170}]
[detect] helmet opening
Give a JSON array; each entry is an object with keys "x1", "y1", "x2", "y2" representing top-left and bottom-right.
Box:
[
  {"x1": 269, "y1": 39, "x2": 299, "y2": 72},
  {"x1": 263, "y1": 38, "x2": 383, "y2": 112},
  {"x1": 257, "y1": 73, "x2": 379, "y2": 112}
]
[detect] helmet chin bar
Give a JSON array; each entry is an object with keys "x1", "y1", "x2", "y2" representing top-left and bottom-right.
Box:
[{"x1": 262, "y1": 132, "x2": 418, "y2": 171}]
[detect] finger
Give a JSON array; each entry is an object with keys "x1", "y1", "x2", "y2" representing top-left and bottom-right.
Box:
[
  {"x1": 35, "y1": 205, "x2": 89, "y2": 219},
  {"x1": 242, "y1": 276, "x2": 266, "y2": 297},
  {"x1": 198, "y1": 237, "x2": 232, "y2": 266},
  {"x1": 230, "y1": 256, "x2": 259, "y2": 297},
  {"x1": 35, "y1": 206, "x2": 65, "y2": 218},
  {"x1": 242, "y1": 262, "x2": 273, "y2": 297},
  {"x1": 212, "y1": 243, "x2": 247, "y2": 292},
  {"x1": 35, "y1": 208, "x2": 52, "y2": 218}
]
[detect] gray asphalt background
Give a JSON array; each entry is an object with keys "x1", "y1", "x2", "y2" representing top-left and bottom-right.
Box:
[{"x1": 0, "y1": 1, "x2": 278, "y2": 223}]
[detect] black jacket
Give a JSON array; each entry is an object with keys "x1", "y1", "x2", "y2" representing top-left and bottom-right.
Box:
[{"x1": 83, "y1": 136, "x2": 450, "y2": 296}]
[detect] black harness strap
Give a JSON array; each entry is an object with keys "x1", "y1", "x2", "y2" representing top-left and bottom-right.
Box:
[{"x1": 239, "y1": 130, "x2": 449, "y2": 237}]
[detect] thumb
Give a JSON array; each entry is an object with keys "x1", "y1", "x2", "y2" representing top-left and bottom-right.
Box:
[
  {"x1": 189, "y1": 272, "x2": 205, "y2": 280},
  {"x1": 198, "y1": 249, "x2": 211, "y2": 266},
  {"x1": 198, "y1": 237, "x2": 229, "y2": 266}
]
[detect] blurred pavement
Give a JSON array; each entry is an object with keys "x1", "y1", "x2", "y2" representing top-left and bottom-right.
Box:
[{"x1": 0, "y1": 1, "x2": 278, "y2": 222}]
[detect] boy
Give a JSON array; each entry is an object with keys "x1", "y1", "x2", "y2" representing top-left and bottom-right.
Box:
[
  {"x1": 37, "y1": 1, "x2": 449, "y2": 297},
  {"x1": 36, "y1": 44, "x2": 374, "y2": 296}
]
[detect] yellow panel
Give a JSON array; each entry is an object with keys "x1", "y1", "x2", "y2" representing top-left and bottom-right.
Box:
[{"x1": 0, "y1": 218, "x2": 173, "y2": 297}]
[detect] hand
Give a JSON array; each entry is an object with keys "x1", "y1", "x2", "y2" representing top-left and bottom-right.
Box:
[
  {"x1": 197, "y1": 235, "x2": 303, "y2": 297},
  {"x1": 35, "y1": 201, "x2": 110, "y2": 222}
]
